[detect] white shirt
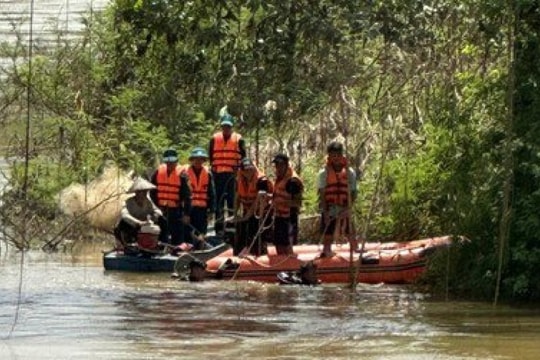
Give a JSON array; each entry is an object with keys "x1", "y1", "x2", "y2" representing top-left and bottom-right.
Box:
[
  {"x1": 317, "y1": 166, "x2": 357, "y2": 215},
  {"x1": 120, "y1": 195, "x2": 162, "y2": 227}
]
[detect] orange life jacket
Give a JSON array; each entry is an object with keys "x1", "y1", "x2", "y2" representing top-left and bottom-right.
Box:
[
  {"x1": 156, "y1": 164, "x2": 183, "y2": 208},
  {"x1": 187, "y1": 166, "x2": 210, "y2": 208},
  {"x1": 211, "y1": 132, "x2": 242, "y2": 173},
  {"x1": 324, "y1": 166, "x2": 349, "y2": 206},
  {"x1": 237, "y1": 168, "x2": 273, "y2": 212},
  {"x1": 273, "y1": 167, "x2": 302, "y2": 218}
]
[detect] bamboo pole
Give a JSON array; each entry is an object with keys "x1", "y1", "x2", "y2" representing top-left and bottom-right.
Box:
[
  {"x1": 493, "y1": 3, "x2": 516, "y2": 307},
  {"x1": 351, "y1": 115, "x2": 390, "y2": 288}
]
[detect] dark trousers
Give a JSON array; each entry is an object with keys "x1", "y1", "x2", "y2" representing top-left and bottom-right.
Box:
[
  {"x1": 235, "y1": 215, "x2": 268, "y2": 257},
  {"x1": 184, "y1": 206, "x2": 208, "y2": 246},
  {"x1": 190, "y1": 206, "x2": 209, "y2": 235},
  {"x1": 273, "y1": 209, "x2": 299, "y2": 246},
  {"x1": 213, "y1": 172, "x2": 236, "y2": 233},
  {"x1": 114, "y1": 219, "x2": 138, "y2": 245},
  {"x1": 158, "y1": 207, "x2": 184, "y2": 245},
  {"x1": 273, "y1": 216, "x2": 294, "y2": 247},
  {"x1": 290, "y1": 208, "x2": 299, "y2": 245}
]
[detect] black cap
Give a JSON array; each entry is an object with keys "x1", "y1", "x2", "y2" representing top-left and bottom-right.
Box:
[
  {"x1": 326, "y1": 141, "x2": 344, "y2": 154},
  {"x1": 162, "y1": 148, "x2": 178, "y2": 163},
  {"x1": 272, "y1": 153, "x2": 289, "y2": 164}
]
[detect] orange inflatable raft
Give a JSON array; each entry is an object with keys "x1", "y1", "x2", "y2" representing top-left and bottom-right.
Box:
[{"x1": 196, "y1": 236, "x2": 453, "y2": 284}]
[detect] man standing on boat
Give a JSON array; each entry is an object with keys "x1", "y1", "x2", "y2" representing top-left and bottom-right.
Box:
[
  {"x1": 234, "y1": 157, "x2": 273, "y2": 256},
  {"x1": 271, "y1": 153, "x2": 304, "y2": 255},
  {"x1": 150, "y1": 148, "x2": 192, "y2": 245},
  {"x1": 184, "y1": 147, "x2": 216, "y2": 240},
  {"x1": 208, "y1": 112, "x2": 246, "y2": 235},
  {"x1": 318, "y1": 141, "x2": 357, "y2": 257},
  {"x1": 114, "y1": 177, "x2": 163, "y2": 249}
]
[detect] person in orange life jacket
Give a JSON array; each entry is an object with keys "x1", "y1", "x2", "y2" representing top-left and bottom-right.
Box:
[
  {"x1": 233, "y1": 157, "x2": 274, "y2": 257},
  {"x1": 208, "y1": 114, "x2": 246, "y2": 234},
  {"x1": 149, "y1": 148, "x2": 192, "y2": 246},
  {"x1": 114, "y1": 177, "x2": 163, "y2": 249},
  {"x1": 183, "y1": 147, "x2": 216, "y2": 246},
  {"x1": 271, "y1": 153, "x2": 304, "y2": 256},
  {"x1": 318, "y1": 141, "x2": 357, "y2": 257}
]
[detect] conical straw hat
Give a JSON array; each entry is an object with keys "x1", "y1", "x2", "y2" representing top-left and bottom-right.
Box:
[{"x1": 127, "y1": 177, "x2": 156, "y2": 193}]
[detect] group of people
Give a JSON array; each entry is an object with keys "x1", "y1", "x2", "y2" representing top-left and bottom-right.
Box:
[{"x1": 114, "y1": 112, "x2": 358, "y2": 258}]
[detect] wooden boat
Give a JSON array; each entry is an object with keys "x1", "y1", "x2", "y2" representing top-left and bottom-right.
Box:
[
  {"x1": 103, "y1": 242, "x2": 230, "y2": 272},
  {"x1": 196, "y1": 236, "x2": 453, "y2": 284}
]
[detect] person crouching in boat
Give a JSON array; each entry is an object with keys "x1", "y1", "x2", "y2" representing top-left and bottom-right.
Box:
[
  {"x1": 271, "y1": 154, "x2": 304, "y2": 256},
  {"x1": 114, "y1": 177, "x2": 163, "y2": 251},
  {"x1": 234, "y1": 157, "x2": 274, "y2": 256},
  {"x1": 318, "y1": 141, "x2": 357, "y2": 257},
  {"x1": 184, "y1": 147, "x2": 216, "y2": 248}
]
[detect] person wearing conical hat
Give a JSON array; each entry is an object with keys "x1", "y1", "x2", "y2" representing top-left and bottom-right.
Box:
[
  {"x1": 208, "y1": 112, "x2": 247, "y2": 235},
  {"x1": 184, "y1": 147, "x2": 216, "y2": 248},
  {"x1": 149, "y1": 148, "x2": 192, "y2": 246},
  {"x1": 113, "y1": 177, "x2": 163, "y2": 249}
]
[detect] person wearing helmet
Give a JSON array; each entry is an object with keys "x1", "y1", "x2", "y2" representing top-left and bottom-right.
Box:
[
  {"x1": 113, "y1": 177, "x2": 163, "y2": 250},
  {"x1": 184, "y1": 147, "x2": 216, "y2": 246},
  {"x1": 149, "y1": 148, "x2": 192, "y2": 245},
  {"x1": 208, "y1": 112, "x2": 247, "y2": 235}
]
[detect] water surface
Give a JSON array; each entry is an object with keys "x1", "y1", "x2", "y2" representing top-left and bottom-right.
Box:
[{"x1": 1, "y1": 245, "x2": 539, "y2": 360}]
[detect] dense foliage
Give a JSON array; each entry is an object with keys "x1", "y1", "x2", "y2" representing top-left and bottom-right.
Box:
[{"x1": 1, "y1": 0, "x2": 539, "y2": 302}]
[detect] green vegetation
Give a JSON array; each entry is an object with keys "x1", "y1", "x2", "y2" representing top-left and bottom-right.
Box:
[{"x1": 1, "y1": 0, "x2": 539, "y2": 302}]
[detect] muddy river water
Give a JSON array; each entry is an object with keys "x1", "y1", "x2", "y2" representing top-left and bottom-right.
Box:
[{"x1": 1, "y1": 244, "x2": 539, "y2": 360}]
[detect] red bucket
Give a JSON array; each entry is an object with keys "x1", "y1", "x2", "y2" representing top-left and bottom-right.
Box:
[{"x1": 137, "y1": 232, "x2": 158, "y2": 250}]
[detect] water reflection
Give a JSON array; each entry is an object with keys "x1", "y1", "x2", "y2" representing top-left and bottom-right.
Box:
[{"x1": 1, "y1": 248, "x2": 540, "y2": 359}]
